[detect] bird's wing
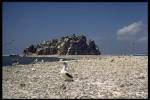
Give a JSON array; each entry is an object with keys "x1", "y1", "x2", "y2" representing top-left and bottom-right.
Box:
[{"x1": 65, "y1": 73, "x2": 73, "y2": 78}]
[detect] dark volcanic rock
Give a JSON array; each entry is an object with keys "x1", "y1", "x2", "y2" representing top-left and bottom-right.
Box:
[
  {"x1": 23, "y1": 34, "x2": 101, "y2": 55},
  {"x1": 23, "y1": 44, "x2": 37, "y2": 55}
]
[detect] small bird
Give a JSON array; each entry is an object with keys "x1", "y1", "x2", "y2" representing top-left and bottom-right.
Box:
[
  {"x1": 35, "y1": 58, "x2": 38, "y2": 62},
  {"x1": 11, "y1": 56, "x2": 19, "y2": 65},
  {"x1": 33, "y1": 58, "x2": 38, "y2": 64},
  {"x1": 59, "y1": 58, "x2": 63, "y2": 62},
  {"x1": 60, "y1": 62, "x2": 73, "y2": 81},
  {"x1": 12, "y1": 61, "x2": 19, "y2": 66},
  {"x1": 41, "y1": 59, "x2": 44, "y2": 63}
]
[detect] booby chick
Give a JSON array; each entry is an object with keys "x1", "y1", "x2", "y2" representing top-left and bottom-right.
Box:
[{"x1": 60, "y1": 62, "x2": 73, "y2": 81}]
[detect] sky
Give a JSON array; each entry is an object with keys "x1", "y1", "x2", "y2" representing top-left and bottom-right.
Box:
[{"x1": 2, "y1": 2, "x2": 148, "y2": 55}]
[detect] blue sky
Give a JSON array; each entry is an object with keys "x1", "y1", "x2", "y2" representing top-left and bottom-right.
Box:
[{"x1": 3, "y1": 2, "x2": 148, "y2": 55}]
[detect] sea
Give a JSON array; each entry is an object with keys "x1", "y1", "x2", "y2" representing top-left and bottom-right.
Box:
[
  {"x1": 2, "y1": 54, "x2": 147, "y2": 66},
  {"x1": 2, "y1": 55, "x2": 63, "y2": 66}
]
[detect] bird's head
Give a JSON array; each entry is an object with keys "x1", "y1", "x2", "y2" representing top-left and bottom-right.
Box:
[
  {"x1": 59, "y1": 59, "x2": 63, "y2": 62},
  {"x1": 63, "y1": 62, "x2": 68, "y2": 66}
]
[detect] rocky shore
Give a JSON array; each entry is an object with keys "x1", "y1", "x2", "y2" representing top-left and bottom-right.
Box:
[{"x1": 2, "y1": 55, "x2": 148, "y2": 99}]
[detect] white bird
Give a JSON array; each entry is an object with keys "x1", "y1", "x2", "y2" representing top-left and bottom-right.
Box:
[
  {"x1": 33, "y1": 58, "x2": 38, "y2": 64},
  {"x1": 12, "y1": 61, "x2": 19, "y2": 66},
  {"x1": 35, "y1": 58, "x2": 38, "y2": 62},
  {"x1": 41, "y1": 59, "x2": 44, "y2": 63},
  {"x1": 11, "y1": 56, "x2": 19, "y2": 66},
  {"x1": 60, "y1": 62, "x2": 73, "y2": 81},
  {"x1": 31, "y1": 68, "x2": 36, "y2": 71},
  {"x1": 59, "y1": 58, "x2": 68, "y2": 64},
  {"x1": 59, "y1": 58, "x2": 63, "y2": 62}
]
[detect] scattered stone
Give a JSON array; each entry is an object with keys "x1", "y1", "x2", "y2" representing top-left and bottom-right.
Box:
[
  {"x1": 60, "y1": 84, "x2": 66, "y2": 90},
  {"x1": 79, "y1": 95, "x2": 93, "y2": 99},
  {"x1": 15, "y1": 70, "x2": 20, "y2": 73},
  {"x1": 3, "y1": 56, "x2": 148, "y2": 99},
  {"x1": 138, "y1": 76, "x2": 145, "y2": 79},
  {"x1": 20, "y1": 83, "x2": 26, "y2": 87},
  {"x1": 111, "y1": 58, "x2": 114, "y2": 62},
  {"x1": 120, "y1": 84, "x2": 125, "y2": 87}
]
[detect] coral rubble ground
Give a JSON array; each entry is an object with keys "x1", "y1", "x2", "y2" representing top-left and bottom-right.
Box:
[{"x1": 2, "y1": 55, "x2": 148, "y2": 99}]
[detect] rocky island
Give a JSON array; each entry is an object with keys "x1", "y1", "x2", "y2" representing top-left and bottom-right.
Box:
[{"x1": 23, "y1": 34, "x2": 101, "y2": 55}]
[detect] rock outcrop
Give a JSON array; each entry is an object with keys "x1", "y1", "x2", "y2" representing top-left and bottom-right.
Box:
[{"x1": 23, "y1": 34, "x2": 101, "y2": 55}]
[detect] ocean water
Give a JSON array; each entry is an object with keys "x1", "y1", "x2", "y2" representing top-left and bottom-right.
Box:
[
  {"x1": 2, "y1": 56, "x2": 63, "y2": 66},
  {"x1": 3, "y1": 54, "x2": 146, "y2": 66}
]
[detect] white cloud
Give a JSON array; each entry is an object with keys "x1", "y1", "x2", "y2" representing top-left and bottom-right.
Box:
[
  {"x1": 117, "y1": 21, "x2": 143, "y2": 40},
  {"x1": 137, "y1": 36, "x2": 147, "y2": 43}
]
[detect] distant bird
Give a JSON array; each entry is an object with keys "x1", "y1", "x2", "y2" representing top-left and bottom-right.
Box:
[
  {"x1": 31, "y1": 68, "x2": 36, "y2": 71},
  {"x1": 35, "y1": 58, "x2": 38, "y2": 62},
  {"x1": 60, "y1": 62, "x2": 73, "y2": 81},
  {"x1": 11, "y1": 55, "x2": 20, "y2": 66},
  {"x1": 12, "y1": 61, "x2": 19, "y2": 66},
  {"x1": 59, "y1": 59, "x2": 68, "y2": 63},
  {"x1": 59, "y1": 58, "x2": 63, "y2": 62},
  {"x1": 41, "y1": 59, "x2": 44, "y2": 63},
  {"x1": 33, "y1": 58, "x2": 38, "y2": 64}
]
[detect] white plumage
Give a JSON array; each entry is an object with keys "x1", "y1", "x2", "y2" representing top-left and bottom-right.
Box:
[
  {"x1": 59, "y1": 58, "x2": 63, "y2": 62},
  {"x1": 33, "y1": 58, "x2": 38, "y2": 64},
  {"x1": 41, "y1": 59, "x2": 44, "y2": 63},
  {"x1": 60, "y1": 62, "x2": 73, "y2": 81},
  {"x1": 12, "y1": 61, "x2": 19, "y2": 66},
  {"x1": 35, "y1": 58, "x2": 38, "y2": 62}
]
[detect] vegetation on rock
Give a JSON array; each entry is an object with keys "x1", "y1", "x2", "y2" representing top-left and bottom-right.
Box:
[{"x1": 23, "y1": 34, "x2": 101, "y2": 55}]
